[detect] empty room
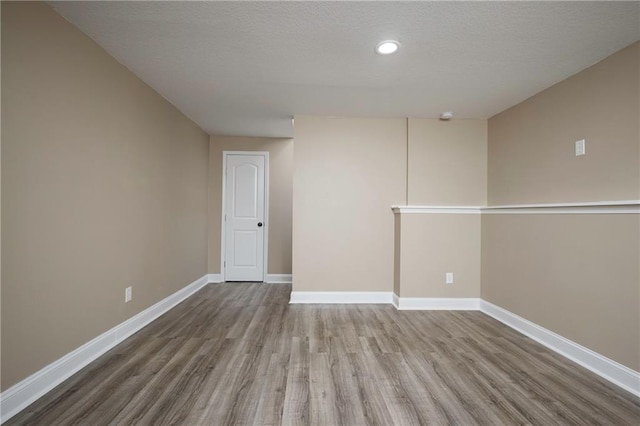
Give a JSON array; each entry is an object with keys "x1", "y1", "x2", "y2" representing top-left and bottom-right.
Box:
[{"x1": 1, "y1": 1, "x2": 639, "y2": 425}]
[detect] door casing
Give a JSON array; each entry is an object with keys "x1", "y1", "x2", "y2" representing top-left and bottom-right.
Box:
[{"x1": 221, "y1": 151, "x2": 269, "y2": 282}]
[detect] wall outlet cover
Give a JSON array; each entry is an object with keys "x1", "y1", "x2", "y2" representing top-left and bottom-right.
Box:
[{"x1": 446, "y1": 272, "x2": 454, "y2": 284}]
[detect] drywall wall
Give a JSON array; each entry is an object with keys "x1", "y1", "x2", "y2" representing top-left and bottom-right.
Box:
[
  {"x1": 483, "y1": 42, "x2": 640, "y2": 370},
  {"x1": 408, "y1": 119, "x2": 487, "y2": 205},
  {"x1": 292, "y1": 116, "x2": 486, "y2": 297},
  {"x1": 293, "y1": 116, "x2": 406, "y2": 292},
  {"x1": 482, "y1": 214, "x2": 639, "y2": 370},
  {"x1": 394, "y1": 118, "x2": 486, "y2": 298},
  {"x1": 488, "y1": 42, "x2": 639, "y2": 205},
  {"x1": 1, "y1": 2, "x2": 209, "y2": 390},
  {"x1": 208, "y1": 136, "x2": 293, "y2": 275},
  {"x1": 398, "y1": 214, "x2": 481, "y2": 298}
]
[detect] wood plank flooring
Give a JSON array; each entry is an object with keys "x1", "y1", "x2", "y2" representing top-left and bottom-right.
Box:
[{"x1": 8, "y1": 283, "x2": 640, "y2": 425}]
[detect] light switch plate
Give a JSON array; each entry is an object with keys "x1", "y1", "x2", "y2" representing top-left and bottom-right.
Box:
[
  {"x1": 125, "y1": 286, "x2": 132, "y2": 303},
  {"x1": 575, "y1": 139, "x2": 586, "y2": 156},
  {"x1": 445, "y1": 272, "x2": 454, "y2": 284}
]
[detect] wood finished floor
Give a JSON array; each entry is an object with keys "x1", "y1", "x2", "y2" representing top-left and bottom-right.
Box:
[{"x1": 8, "y1": 283, "x2": 639, "y2": 425}]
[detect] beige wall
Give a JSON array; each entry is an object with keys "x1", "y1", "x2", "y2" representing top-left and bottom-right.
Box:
[
  {"x1": 488, "y1": 42, "x2": 639, "y2": 205},
  {"x1": 399, "y1": 214, "x2": 481, "y2": 298},
  {"x1": 1, "y1": 2, "x2": 209, "y2": 390},
  {"x1": 482, "y1": 214, "x2": 639, "y2": 370},
  {"x1": 208, "y1": 136, "x2": 293, "y2": 274},
  {"x1": 393, "y1": 118, "x2": 486, "y2": 298},
  {"x1": 292, "y1": 117, "x2": 486, "y2": 296},
  {"x1": 293, "y1": 116, "x2": 407, "y2": 292},
  {"x1": 483, "y1": 42, "x2": 640, "y2": 370},
  {"x1": 408, "y1": 119, "x2": 487, "y2": 205}
]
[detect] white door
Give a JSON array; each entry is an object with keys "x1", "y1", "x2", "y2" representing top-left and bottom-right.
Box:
[{"x1": 224, "y1": 153, "x2": 266, "y2": 281}]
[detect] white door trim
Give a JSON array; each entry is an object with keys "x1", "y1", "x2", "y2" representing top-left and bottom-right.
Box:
[{"x1": 221, "y1": 151, "x2": 269, "y2": 282}]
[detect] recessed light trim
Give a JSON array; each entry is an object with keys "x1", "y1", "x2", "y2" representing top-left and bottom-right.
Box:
[{"x1": 375, "y1": 40, "x2": 400, "y2": 55}]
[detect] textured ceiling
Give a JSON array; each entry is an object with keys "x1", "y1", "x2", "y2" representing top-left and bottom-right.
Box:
[{"x1": 50, "y1": 1, "x2": 639, "y2": 137}]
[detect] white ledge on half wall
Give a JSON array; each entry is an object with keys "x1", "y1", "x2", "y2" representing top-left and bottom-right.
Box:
[
  {"x1": 392, "y1": 205, "x2": 482, "y2": 214},
  {"x1": 392, "y1": 200, "x2": 640, "y2": 215}
]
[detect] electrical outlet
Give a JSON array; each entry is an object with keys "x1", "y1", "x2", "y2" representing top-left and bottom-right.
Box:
[
  {"x1": 125, "y1": 286, "x2": 132, "y2": 303},
  {"x1": 575, "y1": 139, "x2": 586, "y2": 156},
  {"x1": 445, "y1": 272, "x2": 454, "y2": 284}
]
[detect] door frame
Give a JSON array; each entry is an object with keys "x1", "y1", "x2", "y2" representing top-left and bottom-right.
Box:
[{"x1": 220, "y1": 151, "x2": 270, "y2": 282}]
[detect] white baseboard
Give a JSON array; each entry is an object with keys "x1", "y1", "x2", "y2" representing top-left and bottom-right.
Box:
[
  {"x1": 207, "y1": 273, "x2": 223, "y2": 283},
  {"x1": 0, "y1": 274, "x2": 210, "y2": 424},
  {"x1": 289, "y1": 292, "x2": 480, "y2": 311},
  {"x1": 396, "y1": 297, "x2": 480, "y2": 310},
  {"x1": 289, "y1": 291, "x2": 393, "y2": 304},
  {"x1": 480, "y1": 300, "x2": 640, "y2": 397},
  {"x1": 265, "y1": 274, "x2": 292, "y2": 284},
  {"x1": 206, "y1": 273, "x2": 291, "y2": 284}
]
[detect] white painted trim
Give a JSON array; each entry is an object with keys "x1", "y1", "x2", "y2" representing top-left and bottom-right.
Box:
[
  {"x1": 480, "y1": 300, "x2": 640, "y2": 397},
  {"x1": 289, "y1": 291, "x2": 393, "y2": 304},
  {"x1": 265, "y1": 274, "x2": 292, "y2": 284},
  {"x1": 263, "y1": 155, "x2": 270, "y2": 283},
  {"x1": 0, "y1": 274, "x2": 210, "y2": 424},
  {"x1": 392, "y1": 200, "x2": 640, "y2": 215},
  {"x1": 221, "y1": 151, "x2": 270, "y2": 282},
  {"x1": 392, "y1": 205, "x2": 482, "y2": 214},
  {"x1": 207, "y1": 273, "x2": 223, "y2": 283},
  {"x1": 219, "y1": 154, "x2": 227, "y2": 282},
  {"x1": 289, "y1": 293, "x2": 480, "y2": 310},
  {"x1": 488, "y1": 199, "x2": 640, "y2": 209},
  {"x1": 396, "y1": 297, "x2": 480, "y2": 310},
  {"x1": 481, "y1": 206, "x2": 639, "y2": 214}
]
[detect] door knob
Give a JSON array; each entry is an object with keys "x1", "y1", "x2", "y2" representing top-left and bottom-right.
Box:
[{"x1": 258, "y1": 222, "x2": 263, "y2": 227}]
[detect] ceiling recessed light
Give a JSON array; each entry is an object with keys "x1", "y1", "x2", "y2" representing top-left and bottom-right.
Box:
[
  {"x1": 440, "y1": 112, "x2": 454, "y2": 120},
  {"x1": 375, "y1": 40, "x2": 400, "y2": 55}
]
